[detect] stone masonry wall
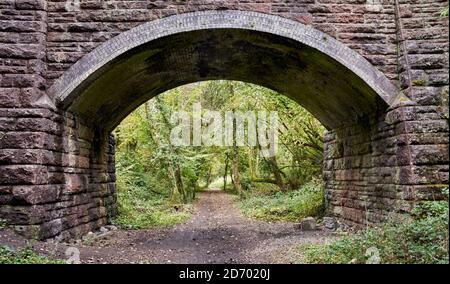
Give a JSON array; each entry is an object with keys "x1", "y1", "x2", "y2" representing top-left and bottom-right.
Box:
[
  {"x1": 45, "y1": 0, "x2": 401, "y2": 89},
  {"x1": 0, "y1": 105, "x2": 117, "y2": 239},
  {"x1": 324, "y1": 104, "x2": 449, "y2": 226},
  {"x1": 324, "y1": 0, "x2": 450, "y2": 225},
  {"x1": 0, "y1": 0, "x2": 448, "y2": 239}
]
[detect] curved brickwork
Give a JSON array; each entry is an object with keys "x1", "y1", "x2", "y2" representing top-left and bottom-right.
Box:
[
  {"x1": 49, "y1": 10, "x2": 398, "y2": 106},
  {"x1": 0, "y1": 0, "x2": 448, "y2": 240}
]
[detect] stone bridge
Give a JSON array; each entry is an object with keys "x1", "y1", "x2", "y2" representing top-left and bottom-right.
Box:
[{"x1": 0, "y1": 0, "x2": 448, "y2": 240}]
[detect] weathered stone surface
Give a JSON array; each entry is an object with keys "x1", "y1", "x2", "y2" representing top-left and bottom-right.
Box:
[
  {"x1": 299, "y1": 217, "x2": 317, "y2": 231},
  {"x1": 14, "y1": 0, "x2": 46, "y2": 11},
  {"x1": 11, "y1": 185, "x2": 62, "y2": 205},
  {"x1": 0, "y1": 1, "x2": 448, "y2": 240},
  {"x1": 323, "y1": 217, "x2": 338, "y2": 230}
]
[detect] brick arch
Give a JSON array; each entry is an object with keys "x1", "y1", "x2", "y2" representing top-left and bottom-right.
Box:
[
  {"x1": 49, "y1": 10, "x2": 398, "y2": 131},
  {"x1": 1, "y1": 5, "x2": 448, "y2": 241}
]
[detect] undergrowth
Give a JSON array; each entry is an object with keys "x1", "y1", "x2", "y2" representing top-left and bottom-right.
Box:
[
  {"x1": 0, "y1": 245, "x2": 64, "y2": 264},
  {"x1": 112, "y1": 179, "x2": 194, "y2": 230},
  {"x1": 300, "y1": 188, "x2": 449, "y2": 264},
  {"x1": 237, "y1": 179, "x2": 325, "y2": 222}
]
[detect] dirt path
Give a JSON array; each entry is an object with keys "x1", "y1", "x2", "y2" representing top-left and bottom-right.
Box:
[{"x1": 0, "y1": 189, "x2": 335, "y2": 264}]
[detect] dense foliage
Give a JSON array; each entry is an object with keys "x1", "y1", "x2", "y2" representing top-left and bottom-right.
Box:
[
  {"x1": 300, "y1": 189, "x2": 449, "y2": 264},
  {"x1": 238, "y1": 179, "x2": 325, "y2": 222},
  {"x1": 113, "y1": 81, "x2": 326, "y2": 228},
  {"x1": 112, "y1": 179, "x2": 194, "y2": 229},
  {"x1": 0, "y1": 245, "x2": 63, "y2": 264}
]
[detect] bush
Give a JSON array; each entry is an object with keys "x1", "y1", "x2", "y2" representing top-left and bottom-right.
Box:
[
  {"x1": 238, "y1": 179, "x2": 325, "y2": 222},
  {"x1": 300, "y1": 188, "x2": 449, "y2": 264},
  {"x1": 112, "y1": 181, "x2": 194, "y2": 230},
  {"x1": 0, "y1": 245, "x2": 64, "y2": 264}
]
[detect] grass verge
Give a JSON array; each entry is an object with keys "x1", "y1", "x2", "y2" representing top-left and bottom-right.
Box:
[{"x1": 237, "y1": 179, "x2": 325, "y2": 222}]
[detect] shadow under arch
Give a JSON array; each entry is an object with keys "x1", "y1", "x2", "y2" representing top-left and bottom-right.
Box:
[{"x1": 48, "y1": 10, "x2": 398, "y2": 131}]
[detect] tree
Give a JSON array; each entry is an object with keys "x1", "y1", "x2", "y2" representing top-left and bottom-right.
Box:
[{"x1": 114, "y1": 80, "x2": 325, "y2": 206}]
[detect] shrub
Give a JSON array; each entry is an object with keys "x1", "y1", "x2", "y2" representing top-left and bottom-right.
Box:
[
  {"x1": 300, "y1": 188, "x2": 449, "y2": 264},
  {"x1": 238, "y1": 179, "x2": 325, "y2": 222},
  {"x1": 112, "y1": 181, "x2": 194, "y2": 230},
  {"x1": 0, "y1": 245, "x2": 64, "y2": 264}
]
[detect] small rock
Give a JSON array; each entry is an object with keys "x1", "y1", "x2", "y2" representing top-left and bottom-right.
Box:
[
  {"x1": 323, "y1": 217, "x2": 337, "y2": 230},
  {"x1": 82, "y1": 231, "x2": 95, "y2": 241},
  {"x1": 299, "y1": 217, "x2": 317, "y2": 231},
  {"x1": 96, "y1": 231, "x2": 113, "y2": 240},
  {"x1": 54, "y1": 235, "x2": 63, "y2": 243},
  {"x1": 105, "y1": 225, "x2": 117, "y2": 231},
  {"x1": 99, "y1": 226, "x2": 108, "y2": 233},
  {"x1": 2, "y1": 245, "x2": 15, "y2": 253}
]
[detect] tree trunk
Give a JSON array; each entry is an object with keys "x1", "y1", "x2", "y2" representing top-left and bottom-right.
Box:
[
  {"x1": 232, "y1": 120, "x2": 243, "y2": 195},
  {"x1": 232, "y1": 146, "x2": 242, "y2": 194},
  {"x1": 223, "y1": 152, "x2": 229, "y2": 191},
  {"x1": 154, "y1": 96, "x2": 189, "y2": 202},
  {"x1": 267, "y1": 155, "x2": 285, "y2": 191},
  {"x1": 205, "y1": 166, "x2": 212, "y2": 189},
  {"x1": 174, "y1": 164, "x2": 186, "y2": 202},
  {"x1": 228, "y1": 82, "x2": 243, "y2": 196}
]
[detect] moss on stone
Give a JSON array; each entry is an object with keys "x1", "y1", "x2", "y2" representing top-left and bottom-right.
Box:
[{"x1": 412, "y1": 79, "x2": 427, "y2": 86}]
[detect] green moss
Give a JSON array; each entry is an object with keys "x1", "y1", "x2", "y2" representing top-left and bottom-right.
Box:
[
  {"x1": 412, "y1": 79, "x2": 427, "y2": 86},
  {"x1": 397, "y1": 94, "x2": 411, "y2": 102},
  {"x1": 440, "y1": 6, "x2": 449, "y2": 17},
  {"x1": 0, "y1": 219, "x2": 6, "y2": 230}
]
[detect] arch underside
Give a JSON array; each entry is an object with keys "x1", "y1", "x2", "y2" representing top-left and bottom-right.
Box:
[
  {"x1": 62, "y1": 29, "x2": 389, "y2": 131},
  {"x1": 51, "y1": 11, "x2": 397, "y2": 131}
]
